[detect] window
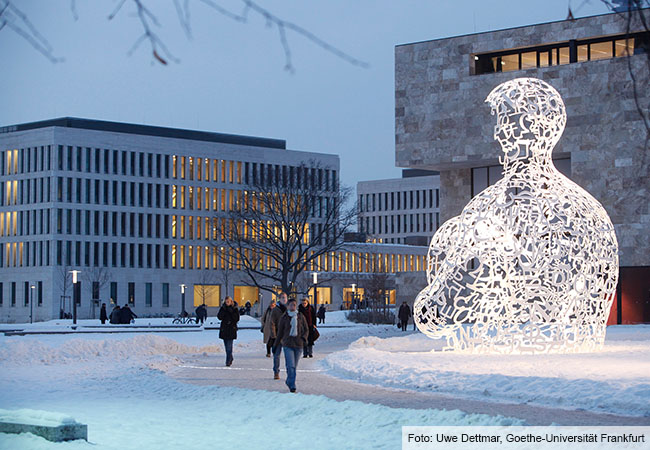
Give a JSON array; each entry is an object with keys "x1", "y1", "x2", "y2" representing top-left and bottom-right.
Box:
[
  {"x1": 162, "y1": 283, "x2": 169, "y2": 307},
  {"x1": 110, "y1": 282, "x2": 118, "y2": 305},
  {"x1": 128, "y1": 282, "x2": 135, "y2": 305},
  {"x1": 472, "y1": 32, "x2": 648, "y2": 75},
  {"x1": 145, "y1": 283, "x2": 152, "y2": 307}
]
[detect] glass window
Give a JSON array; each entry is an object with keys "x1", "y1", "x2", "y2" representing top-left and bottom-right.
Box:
[
  {"x1": 521, "y1": 51, "x2": 536, "y2": 69},
  {"x1": 577, "y1": 44, "x2": 589, "y2": 62},
  {"x1": 500, "y1": 54, "x2": 519, "y2": 72},
  {"x1": 615, "y1": 38, "x2": 634, "y2": 57},
  {"x1": 590, "y1": 41, "x2": 613, "y2": 61},
  {"x1": 538, "y1": 50, "x2": 551, "y2": 67},
  {"x1": 194, "y1": 284, "x2": 221, "y2": 307}
]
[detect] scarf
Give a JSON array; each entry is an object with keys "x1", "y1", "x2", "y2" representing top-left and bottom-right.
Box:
[{"x1": 287, "y1": 310, "x2": 298, "y2": 337}]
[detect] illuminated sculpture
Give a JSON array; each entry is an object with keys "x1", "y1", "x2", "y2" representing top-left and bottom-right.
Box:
[{"x1": 414, "y1": 77, "x2": 619, "y2": 354}]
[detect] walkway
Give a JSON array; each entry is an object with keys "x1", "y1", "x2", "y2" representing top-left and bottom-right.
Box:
[{"x1": 169, "y1": 330, "x2": 650, "y2": 426}]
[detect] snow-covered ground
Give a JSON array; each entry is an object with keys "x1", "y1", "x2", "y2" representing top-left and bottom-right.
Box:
[
  {"x1": 0, "y1": 316, "x2": 518, "y2": 449},
  {"x1": 325, "y1": 325, "x2": 650, "y2": 417}
]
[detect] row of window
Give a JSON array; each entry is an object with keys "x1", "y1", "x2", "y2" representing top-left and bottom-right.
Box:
[
  {"x1": 1, "y1": 147, "x2": 51, "y2": 176},
  {"x1": 2, "y1": 177, "x2": 51, "y2": 207},
  {"x1": 0, "y1": 281, "x2": 44, "y2": 307},
  {"x1": 1, "y1": 241, "x2": 50, "y2": 268},
  {"x1": 474, "y1": 32, "x2": 649, "y2": 75},
  {"x1": 2, "y1": 146, "x2": 338, "y2": 194},
  {"x1": 359, "y1": 212, "x2": 440, "y2": 236},
  {"x1": 358, "y1": 189, "x2": 439, "y2": 213}
]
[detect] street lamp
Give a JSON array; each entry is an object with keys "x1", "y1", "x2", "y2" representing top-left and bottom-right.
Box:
[
  {"x1": 29, "y1": 285, "x2": 35, "y2": 324},
  {"x1": 179, "y1": 284, "x2": 187, "y2": 316},
  {"x1": 312, "y1": 272, "x2": 319, "y2": 315},
  {"x1": 70, "y1": 270, "x2": 81, "y2": 325}
]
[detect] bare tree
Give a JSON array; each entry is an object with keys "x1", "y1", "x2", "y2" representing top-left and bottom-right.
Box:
[
  {"x1": 196, "y1": 268, "x2": 218, "y2": 306},
  {"x1": 56, "y1": 263, "x2": 72, "y2": 319},
  {"x1": 213, "y1": 246, "x2": 234, "y2": 301},
  {"x1": 83, "y1": 266, "x2": 112, "y2": 318},
  {"x1": 1, "y1": 0, "x2": 368, "y2": 71},
  {"x1": 218, "y1": 161, "x2": 356, "y2": 296}
]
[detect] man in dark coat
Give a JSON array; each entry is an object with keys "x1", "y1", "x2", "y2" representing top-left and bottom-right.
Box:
[
  {"x1": 317, "y1": 305, "x2": 326, "y2": 324},
  {"x1": 270, "y1": 292, "x2": 288, "y2": 379},
  {"x1": 298, "y1": 297, "x2": 316, "y2": 358},
  {"x1": 217, "y1": 296, "x2": 240, "y2": 366},
  {"x1": 398, "y1": 301, "x2": 411, "y2": 332},
  {"x1": 99, "y1": 303, "x2": 108, "y2": 325},
  {"x1": 119, "y1": 304, "x2": 137, "y2": 324},
  {"x1": 274, "y1": 298, "x2": 309, "y2": 393},
  {"x1": 109, "y1": 305, "x2": 121, "y2": 324}
]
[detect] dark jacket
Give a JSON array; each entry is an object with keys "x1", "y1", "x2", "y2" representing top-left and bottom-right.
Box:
[
  {"x1": 99, "y1": 305, "x2": 108, "y2": 322},
  {"x1": 270, "y1": 302, "x2": 287, "y2": 339},
  {"x1": 298, "y1": 303, "x2": 317, "y2": 345},
  {"x1": 119, "y1": 306, "x2": 137, "y2": 324},
  {"x1": 109, "y1": 307, "x2": 120, "y2": 324},
  {"x1": 195, "y1": 305, "x2": 207, "y2": 320},
  {"x1": 398, "y1": 303, "x2": 412, "y2": 322},
  {"x1": 217, "y1": 305, "x2": 240, "y2": 340},
  {"x1": 275, "y1": 311, "x2": 309, "y2": 349},
  {"x1": 317, "y1": 306, "x2": 326, "y2": 320}
]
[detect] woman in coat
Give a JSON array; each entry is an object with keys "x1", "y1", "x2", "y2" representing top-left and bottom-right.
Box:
[
  {"x1": 261, "y1": 300, "x2": 276, "y2": 357},
  {"x1": 298, "y1": 297, "x2": 316, "y2": 358},
  {"x1": 217, "y1": 296, "x2": 240, "y2": 366}
]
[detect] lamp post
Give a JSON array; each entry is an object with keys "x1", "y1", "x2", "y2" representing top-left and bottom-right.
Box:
[
  {"x1": 180, "y1": 284, "x2": 187, "y2": 316},
  {"x1": 29, "y1": 285, "x2": 35, "y2": 324},
  {"x1": 312, "y1": 272, "x2": 318, "y2": 316},
  {"x1": 70, "y1": 270, "x2": 81, "y2": 325}
]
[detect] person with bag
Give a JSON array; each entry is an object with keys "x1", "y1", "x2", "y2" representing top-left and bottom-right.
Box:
[
  {"x1": 298, "y1": 297, "x2": 317, "y2": 358},
  {"x1": 270, "y1": 292, "x2": 288, "y2": 379},
  {"x1": 217, "y1": 296, "x2": 240, "y2": 367},
  {"x1": 273, "y1": 298, "x2": 309, "y2": 393},
  {"x1": 261, "y1": 300, "x2": 276, "y2": 357}
]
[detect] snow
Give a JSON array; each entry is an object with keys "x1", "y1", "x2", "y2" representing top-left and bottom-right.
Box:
[
  {"x1": 0, "y1": 324, "x2": 519, "y2": 450},
  {"x1": 0, "y1": 408, "x2": 79, "y2": 427},
  {"x1": 325, "y1": 325, "x2": 650, "y2": 417}
]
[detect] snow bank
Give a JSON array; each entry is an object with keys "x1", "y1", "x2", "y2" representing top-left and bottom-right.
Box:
[
  {"x1": 0, "y1": 334, "x2": 223, "y2": 366},
  {"x1": 326, "y1": 326, "x2": 650, "y2": 417},
  {"x1": 0, "y1": 408, "x2": 79, "y2": 427}
]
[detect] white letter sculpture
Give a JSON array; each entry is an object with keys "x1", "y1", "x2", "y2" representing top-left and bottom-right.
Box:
[{"x1": 414, "y1": 77, "x2": 619, "y2": 354}]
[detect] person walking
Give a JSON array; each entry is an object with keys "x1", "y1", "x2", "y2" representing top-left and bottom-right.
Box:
[
  {"x1": 99, "y1": 303, "x2": 108, "y2": 325},
  {"x1": 317, "y1": 305, "x2": 326, "y2": 324},
  {"x1": 119, "y1": 304, "x2": 137, "y2": 324},
  {"x1": 261, "y1": 300, "x2": 277, "y2": 357},
  {"x1": 398, "y1": 301, "x2": 411, "y2": 332},
  {"x1": 298, "y1": 297, "x2": 316, "y2": 358},
  {"x1": 270, "y1": 292, "x2": 288, "y2": 379},
  {"x1": 217, "y1": 296, "x2": 240, "y2": 367},
  {"x1": 274, "y1": 298, "x2": 309, "y2": 393},
  {"x1": 109, "y1": 305, "x2": 121, "y2": 324}
]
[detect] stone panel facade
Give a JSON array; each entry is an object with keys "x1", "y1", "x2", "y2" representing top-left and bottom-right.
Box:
[{"x1": 395, "y1": 12, "x2": 649, "y2": 267}]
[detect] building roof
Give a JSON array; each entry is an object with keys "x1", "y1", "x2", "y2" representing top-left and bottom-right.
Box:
[{"x1": 0, "y1": 117, "x2": 286, "y2": 150}]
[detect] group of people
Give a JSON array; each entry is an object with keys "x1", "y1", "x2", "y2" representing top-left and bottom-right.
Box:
[
  {"x1": 99, "y1": 303, "x2": 137, "y2": 324},
  {"x1": 218, "y1": 292, "x2": 321, "y2": 393}
]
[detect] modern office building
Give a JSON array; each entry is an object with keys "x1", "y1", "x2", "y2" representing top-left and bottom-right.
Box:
[
  {"x1": 395, "y1": 11, "x2": 650, "y2": 323},
  {"x1": 357, "y1": 169, "x2": 440, "y2": 245},
  {"x1": 0, "y1": 117, "x2": 426, "y2": 322}
]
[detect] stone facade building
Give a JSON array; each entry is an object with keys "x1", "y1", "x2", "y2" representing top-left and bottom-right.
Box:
[{"x1": 395, "y1": 11, "x2": 649, "y2": 323}]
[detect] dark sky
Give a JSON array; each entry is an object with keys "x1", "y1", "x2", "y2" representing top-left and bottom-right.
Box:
[{"x1": 1, "y1": 0, "x2": 608, "y2": 189}]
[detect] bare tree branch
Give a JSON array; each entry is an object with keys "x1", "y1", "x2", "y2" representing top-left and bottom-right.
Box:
[{"x1": 0, "y1": 1, "x2": 62, "y2": 63}]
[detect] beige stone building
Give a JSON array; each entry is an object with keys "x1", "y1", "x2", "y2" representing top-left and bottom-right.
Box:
[{"x1": 395, "y1": 11, "x2": 649, "y2": 324}]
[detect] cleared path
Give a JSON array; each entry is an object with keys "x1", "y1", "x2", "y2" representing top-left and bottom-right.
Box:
[{"x1": 169, "y1": 330, "x2": 650, "y2": 426}]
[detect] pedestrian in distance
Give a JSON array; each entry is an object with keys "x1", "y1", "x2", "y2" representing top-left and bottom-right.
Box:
[
  {"x1": 217, "y1": 296, "x2": 240, "y2": 367},
  {"x1": 99, "y1": 303, "x2": 108, "y2": 325},
  {"x1": 119, "y1": 304, "x2": 137, "y2": 324},
  {"x1": 261, "y1": 300, "x2": 277, "y2": 357},
  {"x1": 317, "y1": 305, "x2": 326, "y2": 324},
  {"x1": 298, "y1": 297, "x2": 316, "y2": 358},
  {"x1": 270, "y1": 292, "x2": 288, "y2": 379},
  {"x1": 109, "y1": 305, "x2": 121, "y2": 324},
  {"x1": 195, "y1": 303, "x2": 207, "y2": 325},
  {"x1": 398, "y1": 301, "x2": 411, "y2": 332},
  {"x1": 274, "y1": 298, "x2": 309, "y2": 393}
]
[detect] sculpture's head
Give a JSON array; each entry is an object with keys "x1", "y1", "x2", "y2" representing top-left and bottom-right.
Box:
[{"x1": 486, "y1": 78, "x2": 566, "y2": 162}]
